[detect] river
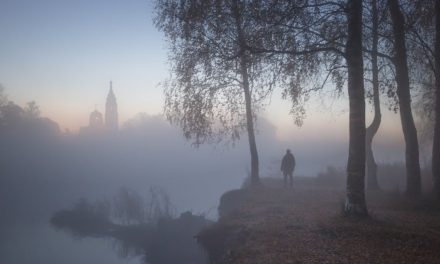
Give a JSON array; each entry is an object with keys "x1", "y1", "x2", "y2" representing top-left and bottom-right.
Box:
[{"x1": 0, "y1": 221, "x2": 143, "y2": 264}]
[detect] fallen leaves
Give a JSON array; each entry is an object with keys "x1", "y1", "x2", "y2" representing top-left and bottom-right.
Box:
[{"x1": 200, "y1": 180, "x2": 440, "y2": 264}]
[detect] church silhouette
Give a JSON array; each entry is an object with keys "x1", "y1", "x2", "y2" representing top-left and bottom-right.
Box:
[{"x1": 80, "y1": 81, "x2": 118, "y2": 134}]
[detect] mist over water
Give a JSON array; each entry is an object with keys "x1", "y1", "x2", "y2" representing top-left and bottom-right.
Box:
[{"x1": 0, "y1": 106, "x2": 405, "y2": 263}]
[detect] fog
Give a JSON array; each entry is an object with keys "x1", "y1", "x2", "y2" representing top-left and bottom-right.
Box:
[{"x1": 0, "y1": 102, "x2": 406, "y2": 264}]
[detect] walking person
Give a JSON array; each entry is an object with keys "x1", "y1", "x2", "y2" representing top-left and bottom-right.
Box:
[{"x1": 281, "y1": 149, "x2": 296, "y2": 188}]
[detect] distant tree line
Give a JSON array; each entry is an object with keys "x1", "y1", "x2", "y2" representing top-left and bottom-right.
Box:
[{"x1": 0, "y1": 87, "x2": 60, "y2": 136}]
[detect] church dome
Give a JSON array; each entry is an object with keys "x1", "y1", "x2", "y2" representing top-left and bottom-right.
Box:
[{"x1": 89, "y1": 110, "x2": 104, "y2": 128}]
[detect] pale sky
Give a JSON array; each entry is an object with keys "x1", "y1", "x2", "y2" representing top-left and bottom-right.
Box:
[
  {"x1": 0, "y1": 0, "x2": 166, "y2": 130},
  {"x1": 0, "y1": 0, "x2": 404, "y2": 145}
]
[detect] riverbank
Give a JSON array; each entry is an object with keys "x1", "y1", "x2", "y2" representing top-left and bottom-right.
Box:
[{"x1": 198, "y1": 177, "x2": 440, "y2": 263}]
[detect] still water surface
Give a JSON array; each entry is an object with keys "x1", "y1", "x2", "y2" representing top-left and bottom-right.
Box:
[{"x1": 1, "y1": 222, "x2": 142, "y2": 264}]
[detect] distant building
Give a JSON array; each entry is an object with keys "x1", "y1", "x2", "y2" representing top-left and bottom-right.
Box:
[
  {"x1": 105, "y1": 81, "x2": 118, "y2": 130},
  {"x1": 89, "y1": 110, "x2": 104, "y2": 129},
  {"x1": 79, "y1": 81, "x2": 119, "y2": 135},
  {"x1": 79, "y1": 109, "x2": 104, "y2": 134}
]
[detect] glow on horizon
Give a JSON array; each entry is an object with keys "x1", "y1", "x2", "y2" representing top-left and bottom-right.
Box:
[
  {"x1": 38, "y1": 79, "x2": 166, "y2": 132},
  {"x1": 0, "y1": 0, "x2": 405, "y2": 143},
  {"x1": 0, "y1": 0, "x2": 167, "y2": 132}
]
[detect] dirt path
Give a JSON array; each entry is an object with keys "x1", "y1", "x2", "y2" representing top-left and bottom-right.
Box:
[{"x1": 199, "y1": 181, "x2": 440, "y2": 264}]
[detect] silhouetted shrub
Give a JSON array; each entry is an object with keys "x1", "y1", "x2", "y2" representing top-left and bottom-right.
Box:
[
  {"x1": 51, "y1": 189, "x2": 211, "y2": 264},
  {"x1": 51, "y1": 198, "x2": 112, "y2": 237}
]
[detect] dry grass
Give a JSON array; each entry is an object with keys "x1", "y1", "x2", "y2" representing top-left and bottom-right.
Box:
[{"x1": 199, "y1": 177, "x2": 440, "y2": 264}]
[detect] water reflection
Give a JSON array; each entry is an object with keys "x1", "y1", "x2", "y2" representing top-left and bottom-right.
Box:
[
  {"x1": 0, "y1": 223, "x2": 141, "y2": 264},
  {"x1": 50, "y1": 188, "x2": 211, "y2": 264}
]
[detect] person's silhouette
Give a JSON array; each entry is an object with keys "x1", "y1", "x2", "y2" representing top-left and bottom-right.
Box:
[{"x1": 281, "y1": 149, "x2": 296, "y2": 188}]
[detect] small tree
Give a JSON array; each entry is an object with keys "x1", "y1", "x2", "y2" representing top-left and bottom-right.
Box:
[
  {"x1": 155, "y1": 0, "x2": 293, "y2": 185},
  {"x1": 24, "y1": 101, "x2": 41, "y2": 118}
]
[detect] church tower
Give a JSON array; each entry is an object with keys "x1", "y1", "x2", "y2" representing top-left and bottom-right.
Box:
[{"x1": 105, "y1": 81, "x2": 118, "y2": 130}]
